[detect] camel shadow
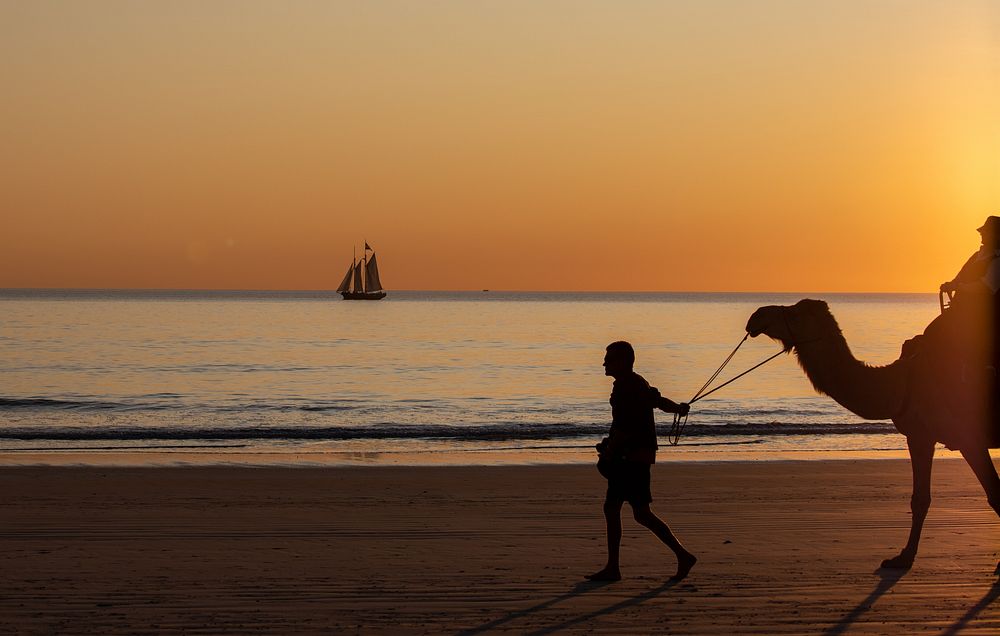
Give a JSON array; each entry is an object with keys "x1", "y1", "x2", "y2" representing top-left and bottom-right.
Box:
[
  {"x1": 941, "y1": 579, "x2": 1000, "y2": 635},
  {"x1": 824, "y1": 568, "x2": 906, "y2": 636},
  {"x1": 457, "y1": 578, "x2": 678, "y2": 635}
]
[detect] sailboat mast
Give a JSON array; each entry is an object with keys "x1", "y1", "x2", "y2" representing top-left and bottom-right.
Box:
[{"x1": 362, "y1": 239, "x2": 367, "y2": 293}]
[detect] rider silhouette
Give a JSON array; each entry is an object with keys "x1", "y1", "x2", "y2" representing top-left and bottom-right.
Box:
[
  {"x1": 913, "y1": 215, "x2": 1000, "y2": 442},
  {"x1": 941, "y1": 216, "x2": 1000, "y2": 300}
]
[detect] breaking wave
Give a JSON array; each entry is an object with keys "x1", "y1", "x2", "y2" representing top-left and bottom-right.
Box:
[{"x1": 0, "y1": 421, "x2": 895, "y2": 442}]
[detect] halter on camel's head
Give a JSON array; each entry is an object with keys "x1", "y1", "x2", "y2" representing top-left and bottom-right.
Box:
[{"x1": 746, "y1": 299, "x2": 842, "y2": 352}]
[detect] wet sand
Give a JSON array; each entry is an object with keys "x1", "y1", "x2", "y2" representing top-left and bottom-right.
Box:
[{"x1": 3, "y1": 459, "x2": 1000, "y2": 634}]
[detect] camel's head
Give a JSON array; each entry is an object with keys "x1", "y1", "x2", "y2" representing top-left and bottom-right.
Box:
[{"x1": 746, "y1": 299, "x2": 839, "y2": 351}]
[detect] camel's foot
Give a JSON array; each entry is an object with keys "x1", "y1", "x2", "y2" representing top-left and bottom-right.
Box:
[
  {"x1": 585, "y1": 567, "x2": 621, "y2": 582},
  {"x1": 880, "y1": 554, "x2": 914, "y2": 570}
]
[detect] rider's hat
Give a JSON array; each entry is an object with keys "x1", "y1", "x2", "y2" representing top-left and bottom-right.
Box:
[{"x1": 977, "y1": 216, "x2": 1000, "y2": 233}]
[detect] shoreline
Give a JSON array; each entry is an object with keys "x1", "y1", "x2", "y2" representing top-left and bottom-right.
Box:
[{"x1": 0, "y1": 445, "x2": 989, "y2": 467}]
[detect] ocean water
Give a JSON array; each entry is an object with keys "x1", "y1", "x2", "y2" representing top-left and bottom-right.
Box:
[{"x1": 0, "y1": 290, "x2": 943, "y2": 464}]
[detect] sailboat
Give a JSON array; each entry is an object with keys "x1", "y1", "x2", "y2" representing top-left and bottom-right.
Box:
[{"x1": 336, "y1": 242, "x2": 386, "y2": 300}]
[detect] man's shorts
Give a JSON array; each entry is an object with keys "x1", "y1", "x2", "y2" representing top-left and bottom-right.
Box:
[{"x1": 605, "y1": 460, "x2": 652, "y2": 506}]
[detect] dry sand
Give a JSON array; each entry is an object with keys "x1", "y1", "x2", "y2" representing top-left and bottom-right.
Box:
[{"x1": 3, "y1": 459, "x2": 1000, "y2": 634}]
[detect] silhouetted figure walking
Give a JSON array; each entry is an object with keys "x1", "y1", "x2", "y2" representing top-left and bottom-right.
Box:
[{"x1": 586, "y1": 341, "x2": 696, "y2": 582}]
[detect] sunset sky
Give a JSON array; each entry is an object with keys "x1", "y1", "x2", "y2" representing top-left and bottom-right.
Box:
[{"x1": 2, "y1": 1, "x2": 997, "y2": 292}]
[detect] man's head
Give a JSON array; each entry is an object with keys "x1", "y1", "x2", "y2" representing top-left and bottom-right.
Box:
[
  {"x1": 978, "y1": 215, "x2": 1000, "y2": 247},
  {"x1": 604, "y1": 341, "x2": 634, "y2": 377}
]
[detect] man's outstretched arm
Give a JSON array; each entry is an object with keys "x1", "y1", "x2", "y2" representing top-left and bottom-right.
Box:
[{"x1": 655, "y1": 395, "x2": 689, "y2": 415}]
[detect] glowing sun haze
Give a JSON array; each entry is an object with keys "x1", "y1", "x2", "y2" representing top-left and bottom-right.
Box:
[{"x1": 1, "y1": 1, "x2": 997, "y2": 291}]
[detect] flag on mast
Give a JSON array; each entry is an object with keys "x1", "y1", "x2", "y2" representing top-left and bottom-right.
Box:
[{"x1": 364, "y1": 242, "x2": 372, "y2": 251}]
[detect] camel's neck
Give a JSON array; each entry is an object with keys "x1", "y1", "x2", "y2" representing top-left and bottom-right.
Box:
[{"x1": 794, "y1": 335, "x2": 906, "y2": 420}]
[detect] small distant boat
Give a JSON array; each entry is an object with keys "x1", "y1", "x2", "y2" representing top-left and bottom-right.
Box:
[{"x1": 336, "y1": 243, "x2": 386, "y2": 300}]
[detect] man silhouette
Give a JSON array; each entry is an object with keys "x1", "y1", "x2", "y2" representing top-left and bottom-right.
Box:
[{"x1": 586, "y1": 341, "x2": 697, "y2": 582}]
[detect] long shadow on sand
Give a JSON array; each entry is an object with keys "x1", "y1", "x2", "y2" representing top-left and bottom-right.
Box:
[
  {"x1": 526, "y1": 579, "x2": 679, "y2": 635},
  {"x1": 941, "y1": 580, "x2": 1000, "y2": 635},
  {"x1": 457, "y1": 581, "x2": 611, "y2": 635},
  {"x1": 458, "y1": 579, "x2": 677, "y2": 635},
  {"x1": 824, "y1": 568, "x2": 906, "y2": 635}
]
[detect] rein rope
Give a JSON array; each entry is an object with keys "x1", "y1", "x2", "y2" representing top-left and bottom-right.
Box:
[{"x1": 667, "y1": 333, "x2": 788, "y2": 446}]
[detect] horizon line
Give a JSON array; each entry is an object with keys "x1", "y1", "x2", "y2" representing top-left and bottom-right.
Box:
[{"x1": 0, "y1": 287, "x2": 938, "y2": 296}]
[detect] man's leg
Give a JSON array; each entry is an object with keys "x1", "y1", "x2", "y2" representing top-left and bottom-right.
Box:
[
  {"x1": 586, "y1": 497, "x2": 623, "y2": 581},
  {"x1": 632, "y1": 503, "x2": 697, "y2": 580}
]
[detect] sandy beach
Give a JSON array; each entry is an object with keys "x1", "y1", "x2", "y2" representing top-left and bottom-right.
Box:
[{"x1": 3, "y1": 459, "x2": 1000, "y2": 634}]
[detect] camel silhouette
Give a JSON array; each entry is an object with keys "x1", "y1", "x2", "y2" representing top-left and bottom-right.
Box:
[{"x1": 746, "y1": 298, "x2": 999, "y2": 570}]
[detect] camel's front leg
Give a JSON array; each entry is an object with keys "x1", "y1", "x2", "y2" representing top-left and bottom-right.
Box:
[{"x1": 881, "y1": 436, "x2": 935, "y2": 569}]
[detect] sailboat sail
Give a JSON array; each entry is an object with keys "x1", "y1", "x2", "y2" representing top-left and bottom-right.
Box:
[
  {"x1": 336, "y1": 264, "x2": 354, "y2": 293},
  {"x1": 337, "y1": 243, "x2": 386, "y2": 299},
  {"x1": 365, "y1": 253, "x2": 383, "y2": 292},
  {"x1": 352, "y1": 261, "x2": 364, "y2": 292}
]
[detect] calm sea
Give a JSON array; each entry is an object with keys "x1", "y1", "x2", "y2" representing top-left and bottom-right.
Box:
[{"x1": 0, "y1": 290, "x2": 943, "y2": 465}]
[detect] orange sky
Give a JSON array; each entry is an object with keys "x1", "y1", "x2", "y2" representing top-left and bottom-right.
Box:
[{"x1": 1, "y1": 1, "x2": 997, "y2": 291}]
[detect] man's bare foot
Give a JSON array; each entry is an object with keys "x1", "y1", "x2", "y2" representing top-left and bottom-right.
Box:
[
  {"x1": 671, "y1": 552, "x2": 697, "y2": 580},
  {"x1": 585, "y1": 567, "x2": 621, "y2": 582}
]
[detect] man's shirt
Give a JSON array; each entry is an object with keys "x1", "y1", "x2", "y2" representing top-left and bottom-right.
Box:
[{"x1": 607, "y1": 371, "x2": 661, "y2": 464}]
